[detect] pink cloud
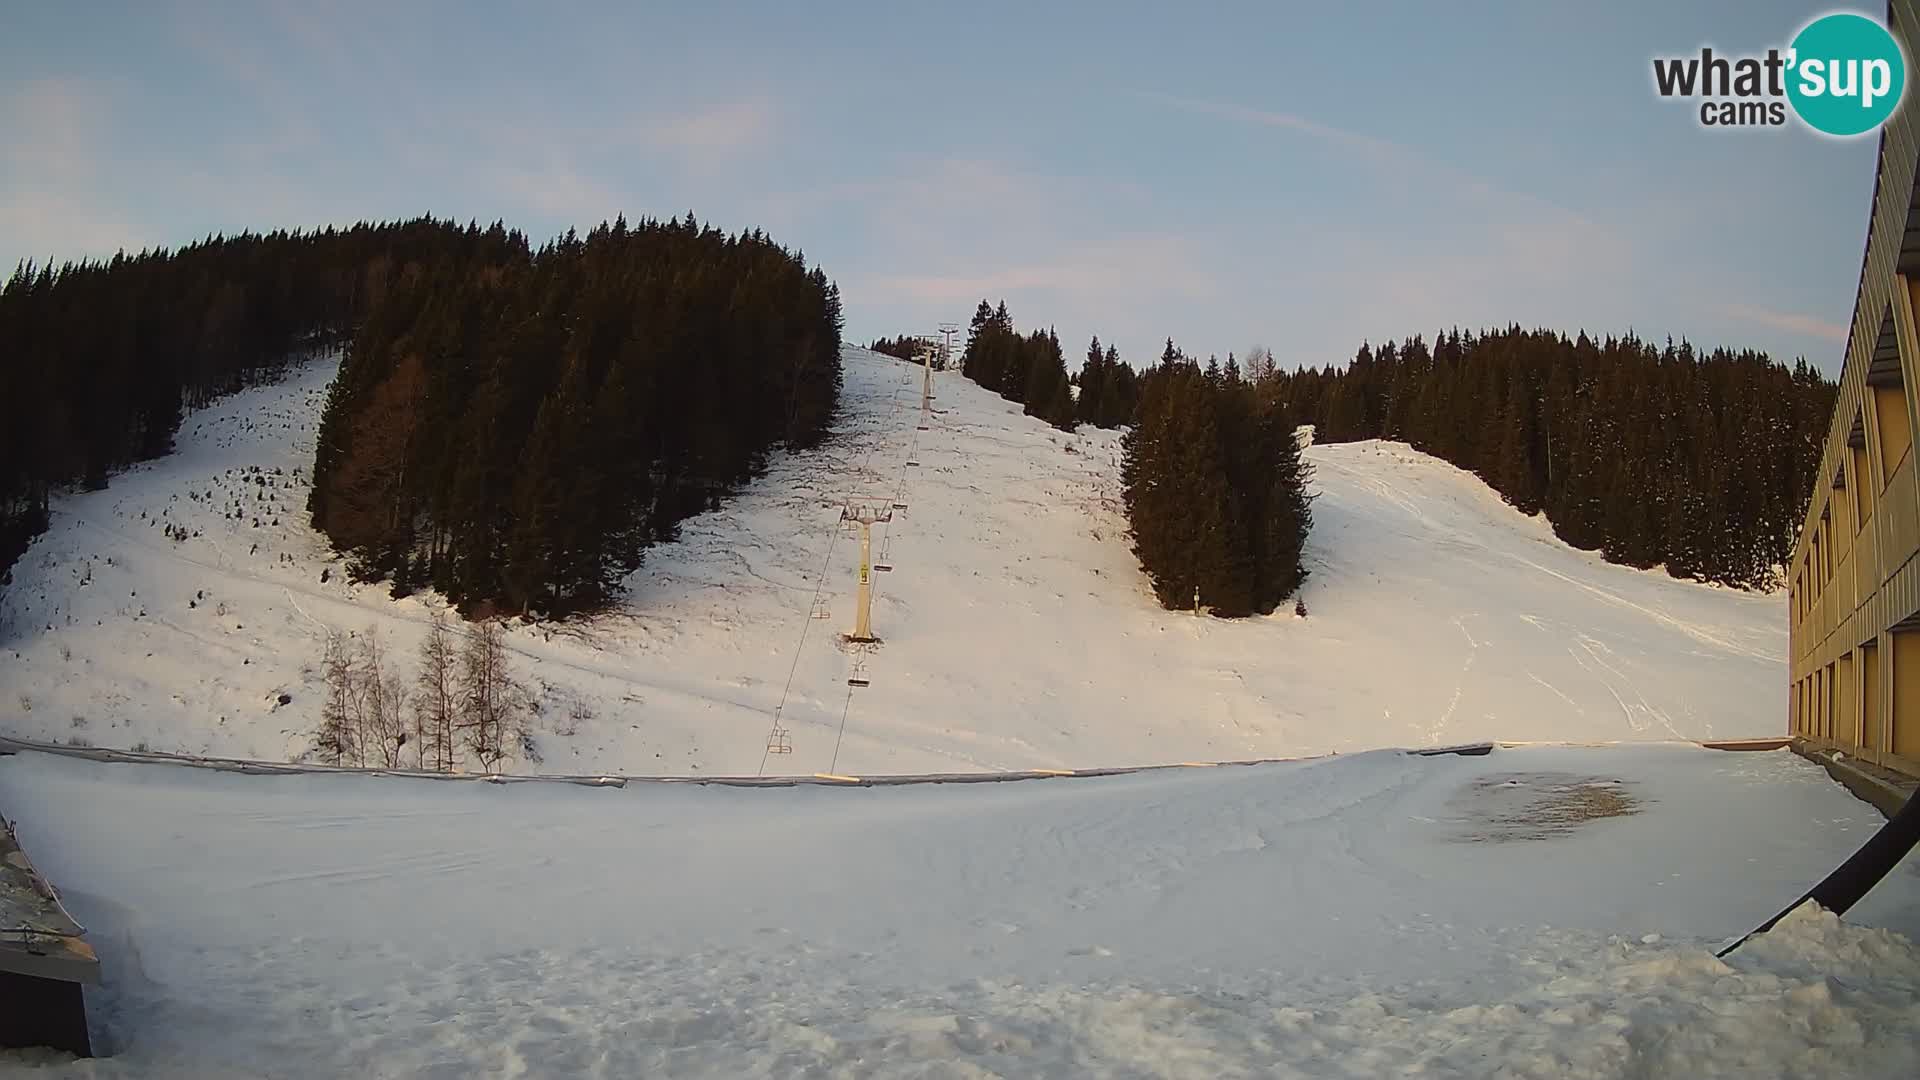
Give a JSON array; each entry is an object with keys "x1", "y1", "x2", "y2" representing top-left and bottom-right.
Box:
[{"x1": 1721, "y1": 303, "x2": 1849, "y2": 343}]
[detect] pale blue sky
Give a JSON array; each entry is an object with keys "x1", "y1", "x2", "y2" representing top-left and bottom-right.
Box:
[{"x1": 0, "y1": 1, "x2": 1884, "y2": 373}]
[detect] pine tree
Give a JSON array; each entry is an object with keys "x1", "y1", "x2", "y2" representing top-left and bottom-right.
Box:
[{"x1": 1077, "y1": 336, "x2": 1106, "y2": 426}]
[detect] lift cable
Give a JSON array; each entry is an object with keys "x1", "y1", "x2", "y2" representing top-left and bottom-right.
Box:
[{"x1": 755, "y1": 360, "x2": 913, "y2": 774}]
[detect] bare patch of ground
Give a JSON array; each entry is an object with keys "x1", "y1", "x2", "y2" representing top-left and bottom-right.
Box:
[{"x1": 1444, "y1": 771, "x2": 1643, "y2": 842}]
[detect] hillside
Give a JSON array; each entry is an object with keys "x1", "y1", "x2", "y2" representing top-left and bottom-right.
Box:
[{"x1": 0, "y1": 347, "x2": 1786, "y2": 775}]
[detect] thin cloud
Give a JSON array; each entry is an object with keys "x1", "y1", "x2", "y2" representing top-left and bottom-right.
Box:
[
  {"x1": 1721, "y1": 303, "x2": 1848, "y2": 343},
  {"x1": 486, "y1": 160, "x2": 624, "y2": 224},
  {"x1": 872, "y1": 235, "x2": 1215, "y2": 304},
  {"x1": 1131, "y1": 90, "x2": 1408, "y2": 164},
  {"x1": 1132, "y1": 89, "x2": 1602, "y2": 230},
  {"x1": 647, "y1": 101, "x2": 776, "y2": 157},
  {"x1": 0, "y1": 79, "x2": 149, "y2": 261}
]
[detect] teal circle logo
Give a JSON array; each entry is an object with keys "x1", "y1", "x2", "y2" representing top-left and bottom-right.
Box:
[{"x1": 1787, "y1": 12, "x2": 1906, "y2": 136}]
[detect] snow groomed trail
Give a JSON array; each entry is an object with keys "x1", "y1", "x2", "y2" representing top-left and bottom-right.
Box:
[{"x1": 2, "y1": 743, "x2": 1917, "y2": 1077}]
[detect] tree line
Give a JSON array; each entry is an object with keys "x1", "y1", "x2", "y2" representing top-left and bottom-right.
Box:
[
  {"x1": 1124, "y1": 342, "x2": 1314, "y2": 616},
  {"x1": 0, "y1": 212, "x2": 843, "y2": 617},
  {"x1": 957, "y1": 301, "x2": 1307, "y2": 616},
  {"x1": 0, "y1": 218, "x2": 480, "y2": 585},
  {"x1": 958, "y1": 300, "x2": 1141, "y2": 431},
  {"x1": 308, "y1": 213, "x2": 844, "y2": 617},
  {"x1": 867, "y1": 335, "x2": 933, "y2": 365},
  {"x1": 1266, "y1": 327, "x2": 1835, "y2": 588}
]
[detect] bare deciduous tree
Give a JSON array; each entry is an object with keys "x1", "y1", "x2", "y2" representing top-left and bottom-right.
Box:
[
  {"x1": 1245, "y1": 345, "x2": 1276, "y2": 384},
  {"x1": 318, "y1": 627, "x2": 358, "y2": 765},
  {"x1": 458, "y1": 618, "x2": 522, "y2": 774},
  {"x1": 415, "y1": 610, "x2": 459, "y2": 772},
  {"x1": 358, "y1": 627, "x2": 409, "y2": 768}
]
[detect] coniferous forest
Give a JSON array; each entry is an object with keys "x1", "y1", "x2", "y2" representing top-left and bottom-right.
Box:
[
  {"x1": 309, "y1": 215, "x2": 843, "y2": 616},
  {"x1": 1, "y1": 215, "x2": 844, "y2": 617},
  {"x1": 1, "y1": 218, "x2": 469, "y2": 583},
  {"x1": 1266, "y1": 328, "x2": 1836, "y2": 589},
  {"x1": 865, "y1": 335, "x2": 927, "y2": 364},
  {"x1": 960, "y1": 300, "x2": 1097, "y2": 432},
  {"x1": 1123, "y1": 342, "x2": 1314, "y2": 616},
  {"x1": 958, "y1": 302, "x2": 1303, "y2": 617}
]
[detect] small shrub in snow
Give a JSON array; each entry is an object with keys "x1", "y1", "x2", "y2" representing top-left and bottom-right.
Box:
[{"x1": 558, "y1": 700, "x2": 593, "y2": 737}]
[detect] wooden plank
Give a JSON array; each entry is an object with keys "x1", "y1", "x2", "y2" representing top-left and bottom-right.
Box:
[
  {"x1": 0, "y1": 934, "x2": 99, "y2": 985},
  {"x1": 1698, "y1": 737, "x2": 1793, "y2": 752}
]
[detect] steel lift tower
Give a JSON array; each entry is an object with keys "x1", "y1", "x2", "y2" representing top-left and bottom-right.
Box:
[{"x1": 841, "y1": 502, "x2": 893, "y2": 643}]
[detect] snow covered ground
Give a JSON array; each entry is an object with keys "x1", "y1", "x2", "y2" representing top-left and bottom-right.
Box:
[
  {"x1": 0, "y1": 351, "x2": 1907, "y2": 1075},
  {"x1": 0, "y1": 347, "x2": 1786, "y2": 776},
  {"x1": 1, "y1": 743, "x2": 1916, "y2": 1077}
]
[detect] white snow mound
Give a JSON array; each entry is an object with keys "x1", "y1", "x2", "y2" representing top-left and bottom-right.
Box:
[{"x1": 0, "y1": 743, "x2": 1916, "y2": 1077}]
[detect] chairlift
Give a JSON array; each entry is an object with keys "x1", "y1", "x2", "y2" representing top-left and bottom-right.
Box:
[
  {"x1": 766, "y1": 727, "x2": 793, "y2": 754},
  {"x1": 906, "y1": 460, "x2": 921, "y2": 468},
  {"x1": 890, "y1": 502, "x2": 909, "y2": 510},
  {"x1": 847, "y1": 675, "x2": 871, "y2": 687},
  {"x1": 874, "y1": 563, "x2": 893, "y2": 573}
]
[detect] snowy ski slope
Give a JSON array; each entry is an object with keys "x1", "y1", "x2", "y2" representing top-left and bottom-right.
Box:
[
  {"x1": 0, "y1": 346, "x2": 1787, "y2": 775},
  {"x1": 3, "y1": 348, "x2": 1915, "y2": 1080}
]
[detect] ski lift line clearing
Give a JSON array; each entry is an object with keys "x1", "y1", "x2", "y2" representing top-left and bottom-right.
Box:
[{"x1": 755, "y1": 479, "x2": 854, "y2": 776}]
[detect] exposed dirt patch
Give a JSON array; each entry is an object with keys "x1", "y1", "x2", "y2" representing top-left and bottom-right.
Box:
[{"x1": 1445, "y1": 771, "x2": 1643, "y2": 842}]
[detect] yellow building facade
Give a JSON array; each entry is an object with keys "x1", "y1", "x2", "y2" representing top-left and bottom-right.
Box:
[{"x1": 1789, "y1": 0, "x2": 1920, "y2": 779}]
